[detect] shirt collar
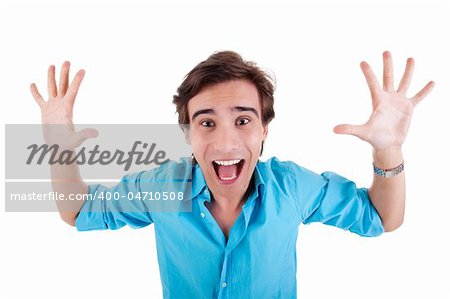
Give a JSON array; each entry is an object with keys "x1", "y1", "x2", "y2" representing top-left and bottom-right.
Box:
[
  {"x1": 191, "y1": 160, "x2": 267, "y2": 202},
  {"x1": 191, "y1": 163, "x2": 208, "y2": 200}
]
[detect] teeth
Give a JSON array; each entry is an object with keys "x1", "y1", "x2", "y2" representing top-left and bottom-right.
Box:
[
  {"x1": 214, "y1": 159, "x2": 241, "y2": 166},
  {"x1": 219, "y1": 174, "x2": 237, "y2": 181}
]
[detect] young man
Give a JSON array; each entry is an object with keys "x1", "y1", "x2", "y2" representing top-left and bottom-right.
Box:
[{"x1": 30, "y1": 51, "x2": 434, "y2": 298}]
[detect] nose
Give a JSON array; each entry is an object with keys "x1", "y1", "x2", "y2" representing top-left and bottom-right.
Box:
[{"x1": 212, "y1": 124, "x2": 239, "y2": 154}]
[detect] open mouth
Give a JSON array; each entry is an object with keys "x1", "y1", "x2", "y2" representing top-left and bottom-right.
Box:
[{"x1": 212, "y1": 159, "x2": 245, "y2": 183}]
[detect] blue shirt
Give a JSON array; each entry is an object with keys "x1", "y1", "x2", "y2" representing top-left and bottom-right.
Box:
[{"x1": 76, "y1": 157, "x2": 384, "y2": 298}]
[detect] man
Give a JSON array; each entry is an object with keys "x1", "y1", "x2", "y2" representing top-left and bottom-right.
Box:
[{"x1": 30, "y1": 51, "x2": 434, "y2": 298}]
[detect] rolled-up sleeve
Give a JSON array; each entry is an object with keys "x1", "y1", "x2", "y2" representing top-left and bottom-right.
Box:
[
  {"x1": 75, "y1": 171, "x2": 153, "y2": 231},
  {"x1": 288, "y1": 163, "x2": 384, "y2": 237}
]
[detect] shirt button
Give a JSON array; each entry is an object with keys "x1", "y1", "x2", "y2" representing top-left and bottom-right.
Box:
[
  {"x1": 221, "y1": 282, "x2": 227, "y2": 288},
  {"x1": 200, "y1": 212, "x2": 205, "y2": 218},
  {"x1": 204, "y1": 189, "x2": 209, "y2": 196}
]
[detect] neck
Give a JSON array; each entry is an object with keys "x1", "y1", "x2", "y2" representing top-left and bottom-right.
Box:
[{"x1": 210, "y1": 177, "x2": 254, "y2": 211}]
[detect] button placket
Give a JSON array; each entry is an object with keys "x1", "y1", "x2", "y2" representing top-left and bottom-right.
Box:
[
  {"x1": 218, "y1": 253, "x2": 231, "y2": 296},
  {"x1": 196, "y1": 195, "x2": 226, "y2": 246}
]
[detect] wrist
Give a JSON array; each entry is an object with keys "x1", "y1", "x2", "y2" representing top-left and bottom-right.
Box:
[{"x1": 372, "y1": 147, "x2": 403, "y2": 169}]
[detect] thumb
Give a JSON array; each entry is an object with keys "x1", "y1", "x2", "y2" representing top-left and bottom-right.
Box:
[
  {"x1": 76, "y1": 128, "x2": 99, "y2": 145},
  {"x1": 333, "y1": 124, "x2": 367, "y2": 139}
]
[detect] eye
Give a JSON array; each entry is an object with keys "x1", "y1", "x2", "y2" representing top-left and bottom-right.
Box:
[
  {"x1": 236, "y1": 117, "x2": 250, "y2": 126},
  {"x1": 200, "y1": 119, "x2": 215, "y2": 127}
]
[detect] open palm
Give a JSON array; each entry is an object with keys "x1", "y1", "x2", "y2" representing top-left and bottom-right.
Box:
[
  {"x1": 30, "y1": 61, "x2": 97, "y2": 149},
  {"x1": 334, "y1": 51, "x2": 435, "y2": 150}
]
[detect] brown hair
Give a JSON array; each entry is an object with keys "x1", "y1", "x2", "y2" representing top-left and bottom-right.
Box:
[{"x1": 173, "y1": 51, "x2": 275, "y2": 125}]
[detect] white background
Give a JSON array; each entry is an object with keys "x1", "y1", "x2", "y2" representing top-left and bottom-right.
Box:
[{"x1": 1, "y1": 1, "x2": 449, "y2": 298}]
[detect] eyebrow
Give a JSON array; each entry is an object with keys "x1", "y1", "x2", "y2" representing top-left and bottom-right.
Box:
[
  {"x1": 192, "y1": 109, "x2": 215, "y2": 121},
  {"x1": 232, "y1": 106, "x2": 259, "y2": 118},
  {"x1": 191, "y1": 106, "x2": 260, "y2": 121}
]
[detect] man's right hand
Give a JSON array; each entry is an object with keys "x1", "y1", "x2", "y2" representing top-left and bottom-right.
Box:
[
  {"x1": 30, "y1": 61, "x2": 96, "y2": 225},
  {"x1": 30, "y1": 61, "x2": 98, "y2": 149}
]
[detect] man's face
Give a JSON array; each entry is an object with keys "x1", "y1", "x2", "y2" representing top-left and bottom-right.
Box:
[{"x1": 187, "y1": 80, "x2": 268, "y2": 200}]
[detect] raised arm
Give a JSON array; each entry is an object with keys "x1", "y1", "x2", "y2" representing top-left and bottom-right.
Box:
[
  {"x1": 30, "y1": 61, "x2": 98, "y2": 226},
  {"x1": 334, "y1": 51, "x2": 434, "y2": 232}
]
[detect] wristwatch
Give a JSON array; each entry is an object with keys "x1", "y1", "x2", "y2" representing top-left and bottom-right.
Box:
[{"x1": 373, "y1": 161, "x2": 404, "y2": 177}]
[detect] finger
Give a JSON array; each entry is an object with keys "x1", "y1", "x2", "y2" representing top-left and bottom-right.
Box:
[
  {"x1": 58, "y1": 61, "x2": 71, "y2": 97},
  {"x1": 76, "y1": 128, "x2": 99, "y2": 145},
  {"x1": 360, "y1": 61, "x2": 381, "y2": 105},
  {"x1": 383, "y1": 51, "x2": 394, "y2": 92},
  {"x1": 397, "y1": 57, "x2": 414, "y2": 93},
  {"x1": 411, "y1": 81, "x2": 435, "y2": 106},
  {"x1": 47, "y1": 65, "x2": 57, "y2": 98},
  {"x1": 30, "y1": 83, "x2": 45, "y2": 106},
  {"x1": 333, "y1": 124, "x2": 367, "y2": 140},
  {"x1": 66, "y1": 69, "x2": 85, "y2": 105}
]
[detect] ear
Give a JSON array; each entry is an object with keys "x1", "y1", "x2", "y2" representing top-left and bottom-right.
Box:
[
  {"x1": 181, "y1": 125, "x2": 191, "y2": 145},
  {"x1": 262, "y1": 124, "x2": 269, "y2": 140}
]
